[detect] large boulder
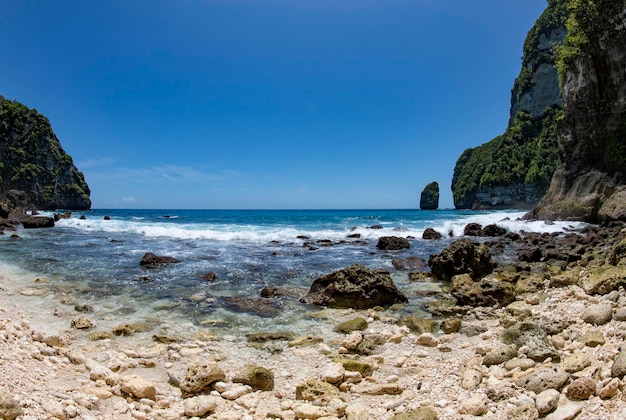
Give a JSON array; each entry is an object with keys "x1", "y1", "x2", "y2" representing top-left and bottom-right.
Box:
[
  {"x1": 450, "y1": 274, "x2": 515, "y2": 308},
  {"x1": 377, "y1": 236, "x2": 410, "y2": 250},
  {"x1": 300, "y1": 264, "x2": 408, "y2": 309},
  {"x1": 428, "y1": 238, "x2": 493, "y2": 281},
  {"x1": 20, "y1": 215, "x2": 54, "y2": 229}
]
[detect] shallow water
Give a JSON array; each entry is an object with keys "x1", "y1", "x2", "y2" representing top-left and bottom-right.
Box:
[{"x1": 0, "y1": 209, "x2": 584, "y2": 338}]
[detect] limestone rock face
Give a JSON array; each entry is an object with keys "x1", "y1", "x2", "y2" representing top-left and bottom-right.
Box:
[
  {"x1": 531, "y1": 1, "x2": 626, "y2": 222},
  {"x1": 0, "y1": 96, "x2": 91, "y2": 210},
  {"x1": 419, "y1": 181, "x2": 439, "y2": 210},
  {"x1": 451, "y1": 2, "x2": 567, "y2": 210},
  {"x1": 300, "y1": 264, "x2": 408, "y2": 309}
]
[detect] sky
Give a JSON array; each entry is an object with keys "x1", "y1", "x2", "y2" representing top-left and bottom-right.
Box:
[{"x1": 0, "y1": 1, "x2": 549, "y2": 209}]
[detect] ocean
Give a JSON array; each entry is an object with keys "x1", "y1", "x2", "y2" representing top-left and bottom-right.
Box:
[{"x1": 0, "y1": 209, "x2": 584, "y2": 338}]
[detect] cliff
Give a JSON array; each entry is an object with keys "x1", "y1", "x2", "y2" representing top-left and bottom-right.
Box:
[
  {"x1": 0, "y1": 96, "x2": 91, "y2": 210},
  {"x1": 451, "y1": 0, "x2": 569, "y2": 209},
  {"x1": 530, "y1": 0, "x2": 626, "y2": 222}
]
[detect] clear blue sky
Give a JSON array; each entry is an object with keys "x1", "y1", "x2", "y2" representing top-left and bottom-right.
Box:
[{"x1": 1, "y1": 1, "x2": 548, "y2": 209}]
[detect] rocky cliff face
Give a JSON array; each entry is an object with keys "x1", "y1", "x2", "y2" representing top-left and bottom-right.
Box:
[
  {"x1": 419, "y1": 182, "x2": 439, "y2": 210},
  {"x1": 0, "y1": 96, "x2": 91, "y2": 210},
  {"x1": 531, "y1": 0, "x2": 626, "y2": 222},
  {"x1": 451, "y1": 0, "x2": 568, "y2": 210}
]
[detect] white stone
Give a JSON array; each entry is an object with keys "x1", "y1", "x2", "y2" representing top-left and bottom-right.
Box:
[
  {"x1": 183, "y1": 395, "x2": 219, "y2": 417},
  {"x1": 458, "y1": 393, "x2": 489, "y2": 416},
  {"x1": 535, "y1": 389, "x2": 560, "y2": 414},
  {"x1": 322, "y1": 363, "x2": 345, "y2": 384},
  {"x1": 293, "y1": 402, "x2": 327, "y2": 419},
  {"x1": 415, "y1": 333, "x2": 439, "y2": 347},
  {"x1": 121, "y1": 374, "x2": 157, "y2": 400},
  {"x1": 221, "y1": 384, "x2": 252, "y2": 400}
]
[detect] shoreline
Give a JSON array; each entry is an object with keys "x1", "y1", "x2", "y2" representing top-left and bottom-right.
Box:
[{"x1": 1, "y1": 223, "x2": 626, "y2": 419}]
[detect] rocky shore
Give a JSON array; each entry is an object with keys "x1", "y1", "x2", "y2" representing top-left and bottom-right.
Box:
[{"x1": 1, "y1": 220, "x2": 626, "y2": 419}]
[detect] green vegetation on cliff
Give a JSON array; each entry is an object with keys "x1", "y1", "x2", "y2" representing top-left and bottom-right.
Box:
[
  {"x1": 556, "y1": 0, "x2": 620, "y2": 81},
  {"x1": 420, "y1": 181, "x2": 439, "y2": 210},
  {"x1": 452, "y1": 107, "x2": 562, "y2": 207},
  {"x1": 0, "y1": 96, "x2": 91, "y2": 210},
  {"x1": 512, "y1": 0, "x2": 569, "y2": 105},
  {"x1": 452, "y1": 0, "x2": 569, "y2": 209}
]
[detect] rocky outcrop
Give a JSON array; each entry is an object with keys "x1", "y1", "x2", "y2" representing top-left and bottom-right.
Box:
[
  {"x1": 299, "y1": 264, "x2": 408, "y2": 309},
  {"x1": 451, "y1": 1, "x2": 568, "y2": 209},
  {"x1": 428, "y1": 238, "x2": 493, "y2": 281},
  {"x1": 419, "y1": 182, "x2": 439, "y2": 210},
  {"x1": 529, "y1": 0, "x2": 626, "y2": 222},
  {"x1": 0, "y1": 96, "x2": 91, "y2": 210}
]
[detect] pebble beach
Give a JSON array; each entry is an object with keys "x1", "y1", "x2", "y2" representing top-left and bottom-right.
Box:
[{"x1": 1, "y1": 218, "x2": 626, "y2": 419}]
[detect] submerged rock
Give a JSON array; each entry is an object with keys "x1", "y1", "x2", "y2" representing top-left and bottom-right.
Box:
[
  {"x1": 139, "y1": 252, "x2": 181, "y2": 269},
  {"x1": 300, "y1": 264, "x2": 408, "y2": 309},
  {"x1": 221, "y1": 296, "x2": 280, "y2": 317}
]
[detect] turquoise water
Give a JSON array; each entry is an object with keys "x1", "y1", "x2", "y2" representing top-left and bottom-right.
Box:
[{"x1": 0, "y1": 209, "x2": 582, "y2": 335}]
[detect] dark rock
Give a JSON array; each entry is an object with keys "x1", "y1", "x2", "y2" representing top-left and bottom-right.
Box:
[
  {"x1": 529, "y1": 1, "x2": 626, "y2": 223},
  {"x1": 300, "y1": 263, "x2": 408, "y2": 309},
  {"x1": 347, "y1": 233, "x2": 361, "y2": 238},
  {"x1": 519, "y1": 247, "x2": 543, "y2": 263},
  {"x1": 139, "y1": 252, "x2": 181, "y2": 269},
  {"x1": 369, "y1": 225, "x2": 383, "y2": 229},
  {"x1": 334, "y1": 317, "x2": 368, "y2": 333},
  {"x1": 420, "y1": 181, "x2": 439, "y2": 210},
  {"x1": 53, "y1": 211, "x2": 72, "y2": 221},
  {"x1": 202, "y1": 272, "x2": 216, "y2": 282},
  {"x1": 608, "y1": 240, "x2": 626, "y2": 265},
  {"x1": 0, "y1": 196, "x2": 13, "y2": 218},
  {"x1": 422, "y1": 228, "x2": 442, "y2": 240},
  {"x1": 103, "y1": 215, "x2": 111, "y2": 220},
  {"x1": 377, "y1": 236, "x2": 410, "y2": 251},
  {"x1": 21, "y1": 216, "x2": 54, "y2": 229},
  {"x1": 464, "y1": 223, "x2": 483, "y2": 236},
  {"x1": 428, "y1": 238, "x2": 493, "y2": 281},
  {"x1": 393, "y1": 256, "x2": 427, "y2": 270},
  {"x1": 481, "y1": 224, "x2": 506, "y2": 237},
  {"x1": 260, "y1": 287, "x2": 300, "y2": 299},
  {"x1": 221, "y1": 297, "x2": 280, "y2": 317},
  {"x1": 246, "y1": 332, "x2": 294, "y2": 342}
]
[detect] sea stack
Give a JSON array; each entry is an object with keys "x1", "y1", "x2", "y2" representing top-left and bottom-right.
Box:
[{"x1": 420, "y1": 181, "x2": 439, "y2": 210}]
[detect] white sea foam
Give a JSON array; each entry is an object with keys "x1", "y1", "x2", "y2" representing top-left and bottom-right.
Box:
[{"x1": 55, "y1": 210, "x2": 586, "y2": 244}]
